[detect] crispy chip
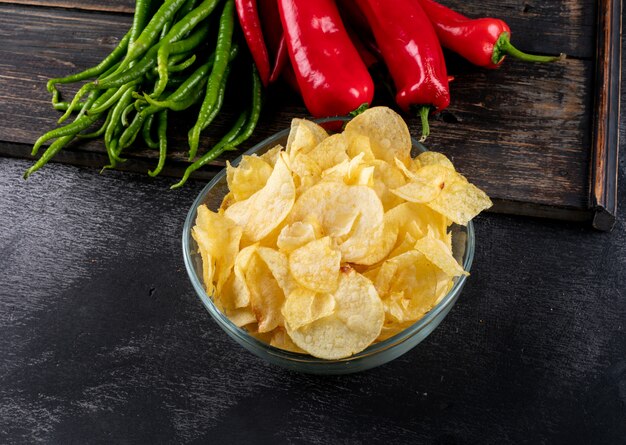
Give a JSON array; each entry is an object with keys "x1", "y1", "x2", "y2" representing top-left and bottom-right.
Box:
[
  {"x1": 426, "y1": 178, "x2": 493, "y2": 226},
  {"x1": 193, "y1": 106, "x2": 491, "y2": 359},
  {"x1": 289, "y1": 237, "x2": 341, "y2": 293},
  {"x1": 286, "y1": 118, "x2": 328, "y2": 160},
  {"x1": 289, "y1": 181, "x2": 384, "y2": 263},
  {"x1": 225, "y1": 154, "x2": 296, "y2": 244},
  {"x1": 344, "y1": 107, "x2": 412, "y2": 164},
  {"x1": 260, "y1": 144, "x2": 283, "y2": 166},
  {"x1": 256, "y1": 247, "x2": 298, "y2": 296},
  {"x1": 286, "y1": 269, "x2": 384, "y2": 359},
  {"x1": 232, "y1": 244, "x2": 258, "y2": 308},
  {"x1": 308, "y1": 133, "x2": 349, "y2": 170},
  {"x1": 246, "y1": 254, "x2": 285, "y2": 333},
  {"x1": 277, "y1": 221, "x2": 318, "y2": 253},
  {"x1": 380, "y1": 251, "x2": 451, "y2": 323},
  {"x1": 346, "y1": 134, "x2": 375, "y2": 161},
  {"x1": 416, "y1": 151, "x2": 455, "y2": 170},
  {"x1": 226, "y1": 155, "x2": 274, "y2": 202},
  {"x1": 371, "y1": 160, "x2": 406, "y2": 210},
  {"x1": 282, "y1": 288, "x2": 336, "y2": 330},
  {"x1": 192, "y1": 205, "x2": 242, "y2": 295},
  {"x1": 270, "y1": 327, "x2": 307, "y2": 353},
  {"x1": 414, "y1": 236, "x2": 468, "y2": 277}
]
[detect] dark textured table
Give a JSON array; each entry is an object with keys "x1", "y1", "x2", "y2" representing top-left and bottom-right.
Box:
[{"x1": 2, "y1": 5, "x2": 626, "y2": 445}]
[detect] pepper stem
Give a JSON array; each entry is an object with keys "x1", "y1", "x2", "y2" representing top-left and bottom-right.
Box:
[
  {"x1": 349, "y1": 103, "x2": 370, "y2": 117},
  {"x1": 492, "y1": 32, "x2": 566, "y2": 65},
  {"x1": 418, "y1": 106, "x2": 430, "y2": 143}
]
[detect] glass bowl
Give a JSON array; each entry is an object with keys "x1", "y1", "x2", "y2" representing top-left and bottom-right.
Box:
[{"x1": 182, "y1": 117, "x2": 475, "y2": 375}]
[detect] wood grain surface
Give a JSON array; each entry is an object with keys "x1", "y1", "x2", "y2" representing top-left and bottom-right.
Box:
[
  {"x1": 0, "y1": 109, "x2": 625, "y2": 444},
  {"x1": 0, "y1": 1, "x2": 608, "y2": 222}
]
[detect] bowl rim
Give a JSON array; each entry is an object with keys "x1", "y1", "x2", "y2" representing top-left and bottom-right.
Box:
[{"x1": 182, "y1": 116, "x2": 475, "y2": 365}]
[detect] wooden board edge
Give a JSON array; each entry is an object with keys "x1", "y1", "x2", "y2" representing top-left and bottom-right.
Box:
[
  {"x1": 589, "y1": 0, "x2": 622, "y2": 231},
  {"x1": 0, "y1": 142, "x2": 220, "y2": 183},
  {"x1": 0, "y1": 0, "x2": 134, "y2": 13}
]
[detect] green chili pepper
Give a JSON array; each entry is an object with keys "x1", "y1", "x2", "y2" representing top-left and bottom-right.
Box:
[
  {"x1": 142, "y1": 114, "x2": 159, "y2": 149},
  {"x1": 188, "y1": 0, "x2": 235, "y2": 157},
  {"x1": 172, "y1": 110, "x2": 247, "y2": 189},
  {"x1": 148, "y1": 110, "x2": 169, "y2": 177},
  {"x1": 186, "y1": 65, "x2": 230, "y2": 160},
  {"x1": 222, "y1": 66, "x2": 263, "y2": 151},
  {"x1": 105, "y1": 87, "x2": 136, "y2": 163},
  {"x1": 152, "y1": 25, "x2": 210, "y2": 97},
  {"x1": 24, "y1": 135, "x2": 75, "y2": 179},
  {"x1": 78, "y1": 107, "x2": 113, "y2": 139},
  {"x1": 32, "y1": 88, "x2": 113, "y2": 155},
  {"x1": 174, "y1": 65, "x2": 262, "y2": 188}
]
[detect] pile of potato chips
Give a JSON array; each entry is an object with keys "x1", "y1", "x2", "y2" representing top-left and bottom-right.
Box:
[{"x1": 192, "y1": 107, "x2": 492, "y2": 360}]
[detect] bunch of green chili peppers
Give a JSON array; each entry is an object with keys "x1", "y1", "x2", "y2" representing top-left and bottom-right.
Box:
[{"x1": 25, "y1": 0, "x2": 262, "y2": 188}]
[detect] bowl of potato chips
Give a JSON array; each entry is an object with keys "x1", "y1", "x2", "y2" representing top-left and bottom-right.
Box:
[{"x1": 183, "y1": 107, "x2": 491, "y2": 374}]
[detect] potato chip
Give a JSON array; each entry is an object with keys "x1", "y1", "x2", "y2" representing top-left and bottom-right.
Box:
[
  {"x1": 193, "y1": 106, "x2": 492, "y2": 360},
  {"x1": 282, "y1": 288, "x2": 336, "y2": 330},
  {"x1": 225, "y1": 153, "x2": 296, "y2": 243},
  {"x1": 270, "y1": 327, "x2": 307, "y2": 353},
  {"x1": 344, "y1": 107, "x2": 412, "y2": 165},
  {"x1": 381, "y1": 251, "x2": 451, "y2": 322},
  {"x1": 286, "y1": 118, "x2": 328, "y2": 160},
  {"x1": 307, "y1": 133, "x2": 349, "y2": 170},
  {"x1": 414, "y1": 236, "x2": 468, "y2": 277},
  {"x1": 289, "y1": 181, "x2": 384, "y2": 263},
  {"x1": 256, "y1": 247, "x2": 298, "y2": 297},
  {"x1": 260, "y1": 144, "x2": 283, "y2": 166},
  {"x1": 346, "y1": 134, "x2": 375, "y2": 161},
  {"x1": 426, "y1": 178, "x2": 493, "y2": 226},
  {"x1": 286, "y1": 269, "x2": 384, "y2": 359},
  {"x1": 226, "y1": 155, "x2": 274, "y2": 202},
  {"x1": 245, "y1": 253, "x2": 285, "y2": 333},
  {"x1": 289, "y1": 237, "x2": 341, "y2": 293},
  {"x1": 370, "y1": 160, "x2": 406, "y2": 210},
  {"x1": 416, "y1": 151, "x2": 455, "y2": 170},
  {"x1": 392, "y1": 162, "x2": 461, "y2": 204},
  {"x1": 277, "y1": 221, "x2": 317, "y2": 253},
  {"x1": 232, "y1": 244, "x2": 258, "y2": 308},
  {"x1": 192, "y1": 205, "x2": 242, "y2": 295}
]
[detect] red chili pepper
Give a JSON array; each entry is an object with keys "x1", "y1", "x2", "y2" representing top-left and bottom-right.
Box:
[
  {"x1": 235, "y1": 0, "x2": 270, "y2": 85},
  {"x1": 278, "y1": 0, "x2": 374, "y2": 118},
  {"x1": 354, "y1": 0, "x2": 449, "y2": 140},
  {"x1": 417, "y1": 0, "x2": 565, "y2": 68}
]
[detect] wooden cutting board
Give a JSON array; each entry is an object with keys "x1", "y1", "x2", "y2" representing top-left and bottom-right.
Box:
[{"x1": 0, "y1": 0, "x2": 620, "y2": 230}]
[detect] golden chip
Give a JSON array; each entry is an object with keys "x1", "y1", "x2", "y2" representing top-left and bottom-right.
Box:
[
  {"x1": 289, "y1": 181, "x2": 384, "y2": 264},
  {"x1": 286, "y1": 118, "x2": 328, "y2": 160},
  {"x1": 260, "y1": 144, "x2": 283, "y2": 166},
  {"x1": 416, "y1": 151, "x2": 455, "y2": 170},
  {"x1": 344, "y1": 107, "x2": 412, "y2": 165},
  {"x1": 427, "y1": 178, "x2": 493, "y2": 226},
  {"x1": 277, "y1": 221, "x2": 318, "y2": 253},
  {"x1": 282, "y1": 287, "x2": 336, "y2": 330},
  {"x1": 192, "y1": 205, "x2": 242, "y2": 295},
  {"x1": 245, "y1": 253, "x2": 285, "y2": 333},
  {"x1": 232, "y1": 244, "x2": 258, "y2": 308},
  {"x1": 226, "y1": 155, "x2": 273, "y2": 202},
  {"x1": 256, "y1": 247, "x2": 298, "y2": 297},
  {"x1": 414, "y1": 236, "x2": 468, "y2": 277},
  {"x1": 192, "y1": 106, "x2": 492, "y2": 360},
  {"x1": 289, "y1": 237, "x2": 341, "y2": 293},
  {"x1": 270, "y1": 327, "x2": 307, "y2": 353},
  {"x1": 224, "y1": 153, "x2": 296, "y2": 244},
  {"x1": 286, "y1": 269, "x2": 384, "y2": 359},
  {"x1": 307, "y1": 133, "x2": 349, "y2": 170}
]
